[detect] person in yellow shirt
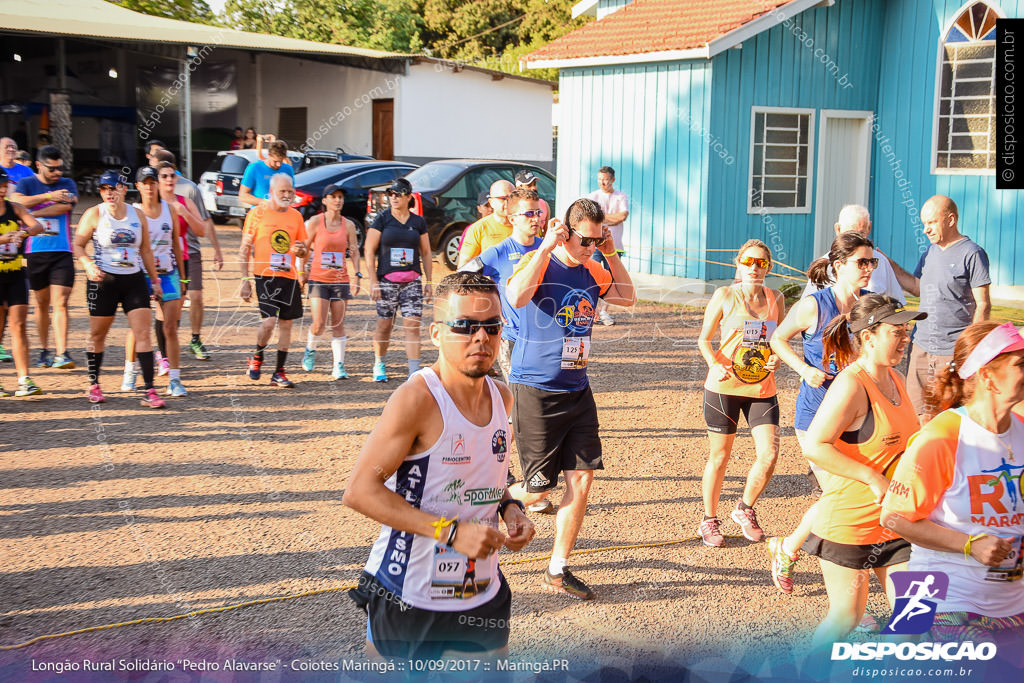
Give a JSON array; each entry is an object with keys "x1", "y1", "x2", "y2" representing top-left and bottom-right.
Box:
[{"x1": 457, "y1": 180, "x2": 514, "y2": 267}]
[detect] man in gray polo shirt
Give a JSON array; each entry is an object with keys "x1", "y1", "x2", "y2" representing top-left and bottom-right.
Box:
[
  {"x1": 893, "y1": 195, "x2": 990, "y2": 422},
  {"x1": 152, "y1": 148, "x2": 224, "y2": 360}
]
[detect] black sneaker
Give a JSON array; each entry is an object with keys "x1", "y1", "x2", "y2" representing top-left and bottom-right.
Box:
[{"x1": 542, "y1": 568, "x2": 595, "y2": 600}]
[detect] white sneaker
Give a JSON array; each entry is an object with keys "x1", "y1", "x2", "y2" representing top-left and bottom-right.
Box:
[
  {"x1": 599, "y1": 311, "x2": 615, "y2": 326},
  {"x1": 121, "y1": 370, "x2": 138, "y2": 392}
]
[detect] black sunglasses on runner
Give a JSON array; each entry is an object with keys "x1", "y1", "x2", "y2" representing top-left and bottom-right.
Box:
[
  {"x1": 442, "y1": 317, "x2": 503, "y2": 336},
  {"x1": 570, "y1": 227, "x2": 603, "y2": 247}
]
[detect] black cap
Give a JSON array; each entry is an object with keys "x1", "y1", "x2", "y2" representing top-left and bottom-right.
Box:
[
  {"x1": 477, "y1": 190, "x2": 490, "y2": 206},
  {"x1": 136, "y1": 166, "x2": 158, "y2": 183},
  {"x1": 388, "y1": 178, "x2": 412, "y2": 195},
  {"x1": 850, "y1": 302, "x2": 927, "y2": 333},
  {"x1": 515, "y1": 169, "x2": 537, "y2": 186},
  {"x1": 322, "y1": 183, "x2": 345, "y2": 197}
]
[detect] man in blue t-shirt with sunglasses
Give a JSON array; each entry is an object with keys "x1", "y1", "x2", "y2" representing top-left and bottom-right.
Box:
[{"x1": 504, "y1": 197, "x2": 635, "y2": 601}]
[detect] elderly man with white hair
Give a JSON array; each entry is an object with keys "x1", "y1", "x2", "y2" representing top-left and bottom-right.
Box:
[
  {"x1": 801, "y1": 204, "x2": 905, "y2": 303},
  {"x1": 238, "y1": 173, "x2": 308, "y2": 388}
]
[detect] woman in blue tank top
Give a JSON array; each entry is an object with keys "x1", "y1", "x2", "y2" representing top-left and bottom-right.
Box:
[{"x1": 764, "y1": 232, "x2": 877, "y2": 595}]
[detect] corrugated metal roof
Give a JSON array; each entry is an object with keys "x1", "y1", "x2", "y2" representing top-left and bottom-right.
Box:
[{"x1": 1, "y1": 0, "x2": 403, "y2": 60}]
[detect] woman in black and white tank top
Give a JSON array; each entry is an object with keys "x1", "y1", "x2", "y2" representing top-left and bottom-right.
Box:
[{"x1": 72, "y1": 169, "x2": 165, "y2": 408}]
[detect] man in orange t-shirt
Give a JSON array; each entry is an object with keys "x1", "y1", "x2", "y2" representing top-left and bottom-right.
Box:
[{"x1": 239, "y1": 173, "x2": 308, "y2": 387}]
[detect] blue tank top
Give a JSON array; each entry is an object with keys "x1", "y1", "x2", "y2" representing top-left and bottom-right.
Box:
[{"x1": 793, "y1": 287, "x2": 861, "y2": 431}]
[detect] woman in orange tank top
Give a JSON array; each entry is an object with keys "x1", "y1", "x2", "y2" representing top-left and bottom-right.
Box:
[
  {"x1": 696, "y1": 240, "x2": 786, "y2": 547},
  {"x1": 801, "y1": 294, "x2": 926, "y2": 647},
  {"x1": 300, "y1": 185, "x2": 361, "y2": 379}
]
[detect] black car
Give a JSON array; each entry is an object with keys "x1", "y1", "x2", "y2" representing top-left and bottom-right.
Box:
[
  {"x1": 365, "y1": 160, "x2": 556, "y2": 269},
  {"x1": 199, "y1": 149, "x2": 373, "y2": 220},
  {"x1": 292, "y1": 160, "x2": 418, "y2": 246}
]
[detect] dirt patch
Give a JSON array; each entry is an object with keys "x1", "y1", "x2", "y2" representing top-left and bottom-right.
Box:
[{"x1": 1, "y1": 225, "x2": 892, "y2": 678}]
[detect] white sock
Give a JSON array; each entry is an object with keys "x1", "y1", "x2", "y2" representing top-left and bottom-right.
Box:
[
  {"x1": 548, "y1": 556, "x2": 567, "y2": 576},
  {"x1": 169, "y1": 369, "x2": 181, "y2": 381},
  {"x1": 408, "y1": 358, "x2": 420, "y2": 374},
  {"x1": 132, "y1": 360, "x2": 141, "y2": 372},
  {"x1": 20, "y1": 375, "x2": 29, "y2": 384},
  {"x1": 306, "y1": 329, "x2": 319, "y2": 351},
  {"x1": 331, "y1": 336, "x2": 347, "y2": 365},
  {"x1": 124, "y1": 360, "x2": 133, "y2": 372}
]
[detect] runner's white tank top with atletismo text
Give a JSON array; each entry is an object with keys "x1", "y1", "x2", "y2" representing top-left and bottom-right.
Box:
[{"x1": 362, "y1": 368, "x2": 511, "y2": 611}]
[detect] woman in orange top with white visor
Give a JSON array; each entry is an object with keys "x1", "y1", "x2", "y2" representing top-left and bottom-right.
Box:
[
  {"x1": 800, "y1": 294, "x2": 926, "y2": 646},
  {"x1": 882, "y1": 321, "x2": 1024, "y2": 643}
]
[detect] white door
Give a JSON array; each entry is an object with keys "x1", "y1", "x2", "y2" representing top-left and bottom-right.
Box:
[{"x1": 814, "y1": 110, "x2": 873, "y2": 256}]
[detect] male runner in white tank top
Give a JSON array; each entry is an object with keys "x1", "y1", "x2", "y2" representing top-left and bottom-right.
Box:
[{"x1": 344, "y1": 271, "x2": 535, "y2": 661}]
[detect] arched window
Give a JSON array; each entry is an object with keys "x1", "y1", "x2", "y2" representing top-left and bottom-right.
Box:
[{"x1": 934, "y1": 2, "x2": 1001, "y2": 172}]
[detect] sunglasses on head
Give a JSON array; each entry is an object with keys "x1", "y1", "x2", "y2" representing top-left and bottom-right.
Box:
[
  {"x1": 441, "y1": 317, "x2": 503, "y2": 336},
  {"x1": 738, "y1": 255, "x2": 770, "y2": 269},
  {"x1": 570, "y1": 227, "x2": 603, "y2": 247},
  {"x1": 850, "y1": 257, "x2": 879, "y2": 269},
  {"x1": 514, "y1": 209, "x2": 544, "y2": 218}
]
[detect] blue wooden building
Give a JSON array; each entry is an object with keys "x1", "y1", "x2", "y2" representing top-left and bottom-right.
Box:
[{"x1": 527, "y1": 0, "x2": 1023, "y2": 298}]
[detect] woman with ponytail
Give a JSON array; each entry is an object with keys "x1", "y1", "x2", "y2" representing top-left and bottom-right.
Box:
[
  {"x1": 765, "y1": 232, "x2": 877, "y2": 594},
  {"x1": 800, "y1": 294, "x2": 925, "y2": 646},
  {"x1": 882, "y1": 321, "x2": 1024, "y2": 643}
]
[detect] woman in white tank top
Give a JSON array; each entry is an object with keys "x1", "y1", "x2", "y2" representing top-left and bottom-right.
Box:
[
  {"x1": 123, "y1": 167, "x2": 189, "y2": 397},
  {"x1": 72, "y1": 170, "x2": 164, "y2": 408}
]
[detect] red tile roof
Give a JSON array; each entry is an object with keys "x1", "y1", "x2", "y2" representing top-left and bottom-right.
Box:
[{"x1": 525, "y1": 0, "x2": 797, "y2": 65}]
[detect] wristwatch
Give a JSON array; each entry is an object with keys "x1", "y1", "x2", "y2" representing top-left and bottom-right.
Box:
[
  {"x1": 355, "y1": 272, "x2": 364, "y2": 278},
  {"x1": 498, "y1": 499, "x2": 525, "y2": 517}
]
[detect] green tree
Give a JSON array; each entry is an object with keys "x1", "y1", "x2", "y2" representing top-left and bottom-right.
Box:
[{"x1": 106, "y1": 0, "x2": 216, "y2": 24}]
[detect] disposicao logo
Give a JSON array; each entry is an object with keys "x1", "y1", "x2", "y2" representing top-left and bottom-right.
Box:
[{"x1": 882, "y1": 571, "x2": 948, "y2": 634}]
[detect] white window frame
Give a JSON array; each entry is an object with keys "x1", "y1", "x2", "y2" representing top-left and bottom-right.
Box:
[
  {"x1": 747, "y1": 106, "x2": 816, "y2": 214},
  {"x1": 930, "y1": 1, "x2": 1004, "y2": 176}
]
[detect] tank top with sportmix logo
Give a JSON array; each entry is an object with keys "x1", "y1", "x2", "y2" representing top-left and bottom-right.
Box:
[
  {"x1": 134, "y1": 200, "x2": 177, "y2": 274},
  {"x1": 362, "y1": 368, "x2": 510, "y2": 611},
  {"x1": 309, "y1": 214, "x2": 350, "y2": 284},
  {"x1": 811, "y1": 364, "x2": 916, "y2": 545},
  {"x1": 884, "y1": 409, "x2": 1024, "y2": 617},
  {"x1": 92, "y1": 203, "x2": 143, "y2": 275},
  {"x1": 704, "y1": 285, "x2": 779, "y2": 399}
]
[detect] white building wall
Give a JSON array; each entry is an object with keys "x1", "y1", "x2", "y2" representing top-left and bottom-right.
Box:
[
  {"x1": 396, "y1": 62, "x2": 552, "y2": 162},
  {"x1": 246, "y1": 54, "x2": 400, "y2": 155}
]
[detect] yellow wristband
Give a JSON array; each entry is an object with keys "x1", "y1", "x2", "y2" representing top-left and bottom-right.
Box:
[
  {"x1": 431, "y1": 516, "x2": 457, "y2": 540},
  {"x1": 964, "y1": 533, "x2": 987, "y2": 560}
]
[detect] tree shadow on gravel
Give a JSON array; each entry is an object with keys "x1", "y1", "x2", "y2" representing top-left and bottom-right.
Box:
[
  {"x1": 2, "y1": 545, "x2": 373, "y2": 614},
  {"x1": 0, "y1": 463, "x2": 316, "y2": 489}
]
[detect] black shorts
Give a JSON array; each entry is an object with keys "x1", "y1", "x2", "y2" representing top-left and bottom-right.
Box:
[
  {"x1": 511, "y1": 383, "x2": 603, "y2": 493},
  {"x1": 0, "y1": 270, "x2": 29, "y2": 307},
  {"x1": 801, "y1": 534, "x2": 911, "y2": 570},
  {"x1": 308, "y1": 280, "x2": 352, "y2": 301},
  {"x1": 186, "y1": 253, "x2": 202, "y2": 291},
  {"x1": 26, "y1": 251, "x2": 75, "y2": 290},
  {"x1": 350, "y1": 571, "x2": 511, "y2": 660},
  {"x1": 703, "y1": 389, "x2": 780, "y2": 435},
  {"x1": 86, "y1": 271, "x2": 151, "y2": 317},
  {"x1": 255, "y1": 275, "x2": 303, "y2": 320}
]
